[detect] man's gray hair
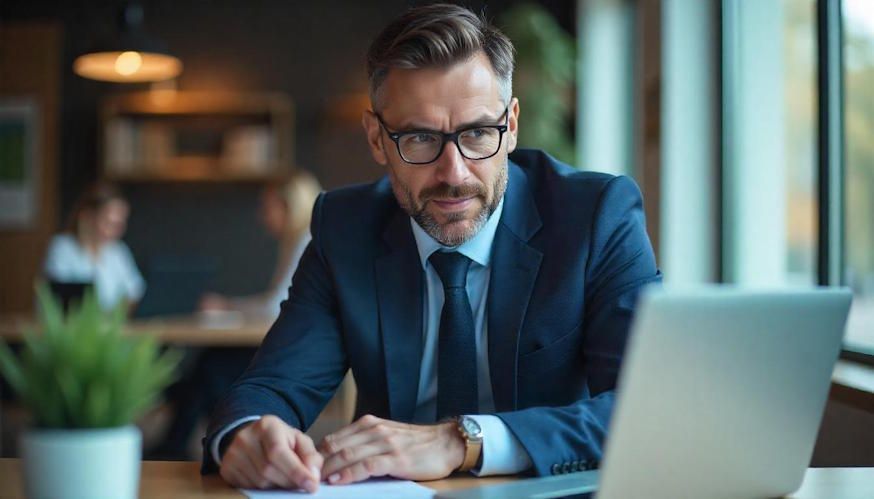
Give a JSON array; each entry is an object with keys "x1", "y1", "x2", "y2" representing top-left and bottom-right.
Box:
[{"x1": 366, "y1": 3, "x2": 515, "y2": 110}]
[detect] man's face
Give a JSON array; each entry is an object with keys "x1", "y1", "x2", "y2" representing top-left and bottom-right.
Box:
[{"x1": 363, "y1": 51, "x2": 519, "y2": 246}]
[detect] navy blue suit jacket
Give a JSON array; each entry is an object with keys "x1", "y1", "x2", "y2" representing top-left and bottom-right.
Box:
[{"x1": 203, "y1": 149, "x2": 661, "y2": 476}]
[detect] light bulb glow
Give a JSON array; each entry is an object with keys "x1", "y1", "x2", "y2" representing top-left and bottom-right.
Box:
[
  {"x1": 114, "y1": 51, "x2": 143, "y2": 76},
  {"x1": 74, "y1": 51, "x2": 182, "y2": 82}
]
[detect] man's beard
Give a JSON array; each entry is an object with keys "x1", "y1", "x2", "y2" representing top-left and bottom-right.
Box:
[{"x1": 391, "y1": 163, "x2": 508, "y2": 247}]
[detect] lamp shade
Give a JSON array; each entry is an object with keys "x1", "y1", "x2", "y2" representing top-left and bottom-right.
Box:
[
  {"x1": 74, "y1": 51, "x2": 182, "y2": 82},
  {"x1": 73, "y1": 3, "x2": 183, "y2": 83}
]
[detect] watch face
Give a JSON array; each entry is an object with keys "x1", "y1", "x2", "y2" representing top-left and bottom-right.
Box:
[{"x1": 462, "y1": 417, "x2": 481, "y2": 436}]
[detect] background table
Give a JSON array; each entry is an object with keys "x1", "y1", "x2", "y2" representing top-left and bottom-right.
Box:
[
  {"x1": 0, "y1": 459, "x2": 872, "y2": 498},
  {"x1": 0, "y1": 314, "x2": 356, "y2": 458},
  {"x1": 0, "y1": 314, "x2": 272, "y2": 347}
]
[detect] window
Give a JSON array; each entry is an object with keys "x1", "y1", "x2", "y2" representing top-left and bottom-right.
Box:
[
  {"x1": 843, "y1": 0, "x2": 874, "y2": 352},
  {"x1": 578, "y1": 0, "x2": 874, "y2": 355},
  {"x1": 784, "y1": 0, "x2": 819, "y2": 286},
  {"x1": 722, "y1": 0, "x2": 818, "y2": 286}
]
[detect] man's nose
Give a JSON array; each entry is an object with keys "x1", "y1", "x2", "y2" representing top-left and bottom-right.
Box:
[{"x1": 434, "y1": 141, "x2": 471, "y2": 186}]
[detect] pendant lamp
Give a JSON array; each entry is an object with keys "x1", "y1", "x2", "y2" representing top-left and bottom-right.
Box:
[{"x1": 73, "y1": 3, "x2": 182, "y2": 83}]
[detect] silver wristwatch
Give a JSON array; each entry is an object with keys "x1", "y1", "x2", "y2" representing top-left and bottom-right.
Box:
[{"x1": 455, "y1": 416, "x2": 484, "y2": 472}]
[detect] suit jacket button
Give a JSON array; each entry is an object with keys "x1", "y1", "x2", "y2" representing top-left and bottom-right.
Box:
[
  {"x1": 561, "y1": 462, "x2": 571, "y2": 474},
  {"x1": 551, "y1": 463, "x2": 561, "y2": 475}
]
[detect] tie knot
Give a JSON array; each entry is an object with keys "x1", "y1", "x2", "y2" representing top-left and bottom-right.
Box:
[{"x1": 429, "y1": 251, "x2": 471, "y2": 289}]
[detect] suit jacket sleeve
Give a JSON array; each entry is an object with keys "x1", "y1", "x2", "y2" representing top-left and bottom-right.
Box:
[
  {"x1": 496, "y1": 175, "x2": 661, "y2": 477},
  {"x1": 201, "y1": 193, "x2": 349, "y2": 473}
]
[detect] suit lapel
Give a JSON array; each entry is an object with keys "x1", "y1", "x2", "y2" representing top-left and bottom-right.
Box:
[
  {"x1": 488, "y1": 163, "x2": 543, "y2": 412},
  {"x1": 375, "y1": 209, "x2": 423, "y2": 422}
]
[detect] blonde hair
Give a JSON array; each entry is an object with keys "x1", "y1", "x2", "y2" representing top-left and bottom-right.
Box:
[
  {"x1": 278, "y1": 169, "x2": 322, "y2": 241},
  {"x1": 269, "y1": 170, "x2": 322, "y2": 288}
]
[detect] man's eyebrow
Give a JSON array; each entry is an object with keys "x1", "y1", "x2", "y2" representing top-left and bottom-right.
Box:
[{"x1": 393, "y1": 110, "x2": 505, "y2": 133}]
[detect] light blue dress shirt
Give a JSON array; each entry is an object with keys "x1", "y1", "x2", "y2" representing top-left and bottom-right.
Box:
[
  {"x1": 408, "y1": 196, "x2": 532, "y2": 476},
  {"x1": 212, "y1": 196, "x2": 532, "y2": 476}
]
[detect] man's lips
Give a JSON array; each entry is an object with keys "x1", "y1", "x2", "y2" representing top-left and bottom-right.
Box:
[{"x1": 430, "y1": 196, "x2": 476, "y2": 210}]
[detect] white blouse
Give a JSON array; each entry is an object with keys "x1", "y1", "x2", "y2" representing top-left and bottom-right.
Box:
[{"x1": 43, "y1": 234, "x2": 146, "y2": 310}]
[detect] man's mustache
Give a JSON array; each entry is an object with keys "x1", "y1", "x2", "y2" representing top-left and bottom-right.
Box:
[{"x1": 420, "y1": 183, "x2": 486, "y2": 202}]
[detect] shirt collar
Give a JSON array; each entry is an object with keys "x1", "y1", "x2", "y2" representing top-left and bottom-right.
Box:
[{"x1": 410, "y1": 195, "x2": 505, "y2": 270}]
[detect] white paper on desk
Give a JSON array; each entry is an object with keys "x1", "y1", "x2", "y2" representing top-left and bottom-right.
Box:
[{"x1": 242, "y1": 478, "x2": 434, "y2": 499}]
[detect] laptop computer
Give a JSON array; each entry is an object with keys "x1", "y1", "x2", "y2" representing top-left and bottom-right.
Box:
[
  {"x1": 437, "y1": 286, "x2": 852, "y2": 499},
  {"x1": 134, "y1": 256, "x2": 216, "y2": 318},
  {"x1": 47, "y1": 280, "x2": 93, "y2": 314}
]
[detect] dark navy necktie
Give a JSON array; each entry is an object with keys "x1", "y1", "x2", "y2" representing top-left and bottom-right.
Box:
[{"x1": 430, "y1": 251, "x2": 478, "y2": 420}]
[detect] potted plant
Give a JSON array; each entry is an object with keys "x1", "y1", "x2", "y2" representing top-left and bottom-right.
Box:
[{"x1": 0, "y1": 285, "x2": 180, "y2": 499}]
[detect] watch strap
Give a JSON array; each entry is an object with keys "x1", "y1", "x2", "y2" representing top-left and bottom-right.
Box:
[{"x1": 456, "y1": 417, "x2": 483, "y2": 472}]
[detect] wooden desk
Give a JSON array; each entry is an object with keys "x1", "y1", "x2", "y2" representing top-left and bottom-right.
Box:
[
  {"x1": 0, "y1": 314, "x2": 271, "y2": 347},
  {"x1": 831, "y1": 359, "x2": 874, "y2": 413},
  {"x1": 0, "y1": 459, "x2": 871, "y2": 498}
]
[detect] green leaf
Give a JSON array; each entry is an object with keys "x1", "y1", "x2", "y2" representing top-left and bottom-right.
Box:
[
  {"x1": 0, "y1": 340, "x2": 25, "y2": 396},
  {"x1": 35, "y1": 282, "x2": 64, "y2": 338},
  {"x1": 8, "y1": 280, "x2": 182, "y2": 428}
]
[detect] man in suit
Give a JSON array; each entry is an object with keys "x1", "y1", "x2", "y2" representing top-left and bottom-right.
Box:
[{"x1": 204, "y1": 3, "x2": 660, "y2": 492}]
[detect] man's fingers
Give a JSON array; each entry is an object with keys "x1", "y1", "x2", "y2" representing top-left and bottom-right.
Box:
[
  {"x1": 260, "y1": 464, "x2": 292, "y2": 489},
  {"x1": 237, "y1": 429, "x2": 274, "y2": 483},
  {"x1": 221, "y1": 466, "x2": 253, "y2": 489},
  {"x1": 321, "y1": 414, "x2": 382, "y2": 450},
  {"x1": 259, "y1": 429, "x2": 303, "y2": 485},
  {"x1": 252, "y1": 421, "x2": 320, "y2": 493},
  {"x1": 321, "y1": 416, "x2": 395, "y2": 458},
  {"x1": 266, "y1": 437, "x2": 318, "y2": 492},
  {"x1": 322, "y1": 437, "x2": 398, "y2": 478},
  {"x1": 291, "y1": 431, "x2": 324, "y2": 481},
  {"x1": 223, "y1": 443, "x2": 272, "y2": 489},
  {"x1": 329, "y1": 456, "x2": 392, "y2": 485}
]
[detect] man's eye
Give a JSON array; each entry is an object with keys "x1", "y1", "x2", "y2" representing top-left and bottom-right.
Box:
[
  {"x1": 409, "y1": 133, "x2": 437, "y2": 144},
  {"x1": 461, "y1": 128, "x2": 487, "y2": 140}
]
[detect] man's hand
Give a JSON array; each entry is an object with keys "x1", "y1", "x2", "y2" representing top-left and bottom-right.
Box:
[
  {"x1": 219, "y1": 415, "x2": 323, "y2": 492},
  {"x1": 318, "y1": 414, "x2": 465, "y2": 485}
]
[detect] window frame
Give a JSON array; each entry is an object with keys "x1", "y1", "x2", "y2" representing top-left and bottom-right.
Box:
[{"x1": 831, "y1": 0, "x2": 874, "y2": 363}]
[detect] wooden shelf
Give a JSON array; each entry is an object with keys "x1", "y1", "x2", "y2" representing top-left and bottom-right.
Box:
[
  {"x1": 99, "y1": 91, "x2": 294, "y2": 183},
  {"x1": 106, "y1": 170, "x2": 288, "y2": 184},
  {"x1": 103, "y1": 91, "x2": 291, "y2": 116}
]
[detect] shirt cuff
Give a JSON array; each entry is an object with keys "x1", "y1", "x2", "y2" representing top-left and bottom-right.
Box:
[
  {"x1": 210, "y1": 415, "x2": 262, "y2": 466},
  {"x1": 467, "y1": 414, "x2": 533, "y2": 476}
]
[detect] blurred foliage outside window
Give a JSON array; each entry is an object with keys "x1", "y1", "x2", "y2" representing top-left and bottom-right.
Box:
[
  {"x1": 844, "y1": 0, "x2": 874, "y2": 349},
  {"x1": 783, "y1": 0, "x2": 818, "y2": 285},
  {"x1": 500, "y1": 3, "x2": 576, "y2": 165}
]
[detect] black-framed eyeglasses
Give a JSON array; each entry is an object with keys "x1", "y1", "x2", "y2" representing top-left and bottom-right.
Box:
[{"x1": 375, "y1": 105, "x2": 510, "y2": 165}]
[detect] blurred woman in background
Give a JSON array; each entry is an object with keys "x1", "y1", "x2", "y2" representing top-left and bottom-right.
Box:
[
  {"x1": 43, "y1": 182, "x2": 144, "y2": 311},
  {"x1": 153, "y1": 170, "x2": 322, "y2": 460},
  {"x1": 199, "y1": 170, "x2": 322, "y2": 318}
]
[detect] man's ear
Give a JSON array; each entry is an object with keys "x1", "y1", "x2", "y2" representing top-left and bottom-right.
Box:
[
  {"x1": 506, "y1": 97, "x2": 520, "y2": 153},
  {"x1": 362, "y1": 110, "x2": 388, "y2": 166}
]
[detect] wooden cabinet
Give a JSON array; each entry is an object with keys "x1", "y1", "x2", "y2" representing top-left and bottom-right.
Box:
[{"x1": 99, "y1": 91, "x2": 293, "y2": 182}]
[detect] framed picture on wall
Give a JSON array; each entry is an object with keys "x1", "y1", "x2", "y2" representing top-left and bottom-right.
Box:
[{"x1": 0, "y1": 98, "x2": 40, "y2": 229}]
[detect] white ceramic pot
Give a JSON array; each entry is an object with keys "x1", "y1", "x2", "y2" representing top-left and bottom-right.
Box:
[{"x1": 20, "y1": 425, "x2": 142, "y2": 499}]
